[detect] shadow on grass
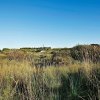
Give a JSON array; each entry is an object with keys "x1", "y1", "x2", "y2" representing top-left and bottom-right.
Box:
[{"x1": 52, "y1": 69, "x2": 99, "y2": 100}]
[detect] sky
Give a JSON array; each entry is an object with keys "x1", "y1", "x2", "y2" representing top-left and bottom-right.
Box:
[{"x1": 0, "y1": 0, "x2": 100, "y2": 49}]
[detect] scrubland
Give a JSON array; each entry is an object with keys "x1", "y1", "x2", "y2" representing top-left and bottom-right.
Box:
[{"x1": 0, "y1": 44, "x2": 100, "y2": 100}]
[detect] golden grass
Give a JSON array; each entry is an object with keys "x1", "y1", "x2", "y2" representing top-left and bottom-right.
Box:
[{"x1": 0, "y1": 60, "x2": 100, "y2": 100}]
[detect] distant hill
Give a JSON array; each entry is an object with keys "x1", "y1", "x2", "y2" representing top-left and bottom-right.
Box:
[{"x1": 0, "y1": 44, "x2": 100, "y2": 67}]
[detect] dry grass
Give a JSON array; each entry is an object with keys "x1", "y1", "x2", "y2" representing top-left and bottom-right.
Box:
[{"x1": 0, "y1": 60, "x2": 100, "y2": 100}]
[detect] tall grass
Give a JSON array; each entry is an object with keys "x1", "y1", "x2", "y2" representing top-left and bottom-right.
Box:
[{"x1": 0, "y1": 60, "x2": 100, "y2": 100}]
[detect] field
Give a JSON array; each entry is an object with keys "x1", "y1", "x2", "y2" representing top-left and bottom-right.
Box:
[{"x1": 0, "y1": 44, "x2": 100, "y2": 100}]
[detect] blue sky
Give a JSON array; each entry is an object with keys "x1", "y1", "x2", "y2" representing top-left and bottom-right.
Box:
[{"x1": 0, "y1": 0, "x2": 100, "y2": 49}]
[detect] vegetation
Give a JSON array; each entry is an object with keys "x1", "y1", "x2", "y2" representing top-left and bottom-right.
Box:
[{"x1": 0, "y1": 44, "x2": 100, "y2": 100}]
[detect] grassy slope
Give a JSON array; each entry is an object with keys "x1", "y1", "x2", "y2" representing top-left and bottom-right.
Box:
[{"x1": 0, "y1": 44, "x2": 100, "y2": 100}]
